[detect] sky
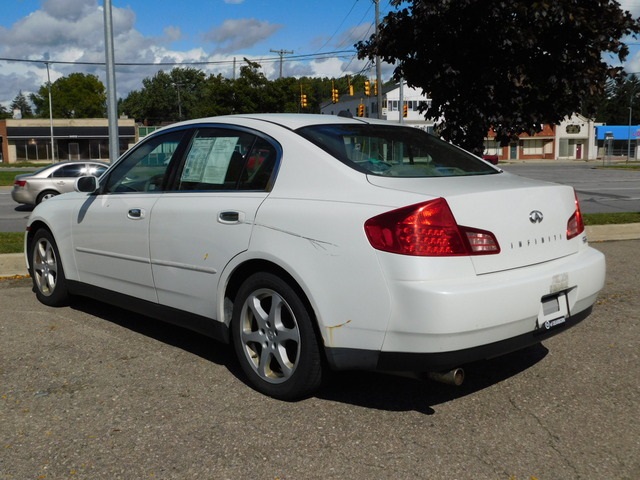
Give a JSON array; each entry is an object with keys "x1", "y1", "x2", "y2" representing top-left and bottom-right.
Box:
[
  {"x1": 2, "y1": 0, "x2": 640, "y2": 110},
  {"x1": 0, "y1": 0, "x2": 391, "y2": 107}
]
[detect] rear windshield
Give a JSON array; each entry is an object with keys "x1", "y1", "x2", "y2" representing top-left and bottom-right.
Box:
[{"x1": 296, "y1": 124, "x2": 498, "y2": 177}]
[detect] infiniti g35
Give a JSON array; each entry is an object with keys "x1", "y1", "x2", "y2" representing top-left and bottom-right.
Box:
[{"x1": 24, "y1": 114, "x2": 606, "y2": 400}]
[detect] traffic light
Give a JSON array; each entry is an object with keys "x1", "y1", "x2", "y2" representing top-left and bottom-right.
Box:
[
  {"x1": 373, "y1": 80, "x2": 378, "y2": 96},
  {"x1": 358, "y1": 104, "x2": 365, "y2": 117},
  {"x1": 364, "y1": 80, "x2": 370, "y2": 96},
  {"x1": 403, "y1": 103, "x2": 408, "y2": 117},
  {"x1": 332, "y1": 88, "x2": 339, "y2": 103},
  {"x1": 301, "y1": 94, "x2": 307, "y2": 108}
]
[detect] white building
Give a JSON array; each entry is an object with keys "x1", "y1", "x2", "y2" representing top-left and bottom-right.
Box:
[{"x1": 321, "y1": 82, "x2": 436, "y2": 132}]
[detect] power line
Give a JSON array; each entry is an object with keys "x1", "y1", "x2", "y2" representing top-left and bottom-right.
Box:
[{"x1": 0, "y1": 50, "x2": 357, "y2": 68}]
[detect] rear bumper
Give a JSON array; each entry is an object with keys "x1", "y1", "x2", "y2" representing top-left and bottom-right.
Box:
[
  {"x1": 11, "y1": 188, "x2": 33, "y2": 204},
  {"x1": 324, "y1": 246, "x2": 605, "y2": 372},
  {"x1": 325, "y1": 305, "x2": 592, "y2": 372}
]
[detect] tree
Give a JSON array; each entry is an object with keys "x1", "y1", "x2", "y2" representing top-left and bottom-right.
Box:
[
  {"x1": 0, "y1": 104, "x2": 11, "y2": 119},
  {"x1": 587, "y1": 75, "x2": 640, "y2": 125},
  {"x1": 31, "y1": 73, "x2": 106, "y2": 118},
  {"x1": 357, "y1": 0, "x2": 640, "y2": 154},
  {"x1": 10, "y1": 91, "x2": 34, "y2": 118},
  {"x1": 119, "y1": 67, "x2": 208, "y2": 124}
]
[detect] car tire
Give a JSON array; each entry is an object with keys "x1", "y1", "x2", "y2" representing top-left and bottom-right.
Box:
[
  {"x1": 36, "y1": 190, "x2": 59, "y2": 205},
  {"x1": 231, "y1": 272, "x2": 323, "y2": 400},
  {"x1": 29, "y1": 229, "x2": 70, "y2": 307}
]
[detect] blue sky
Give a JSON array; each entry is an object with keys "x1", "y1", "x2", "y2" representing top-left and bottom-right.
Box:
[
  {"x1": 0, "y1": 0, "x2": 390, "y2": 106},
  {"x1": 2, "y1": 0, "x2": 640, "y2": 108}
]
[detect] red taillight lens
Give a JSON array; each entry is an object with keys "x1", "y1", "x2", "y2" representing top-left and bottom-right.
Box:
[
  {"x1": 14, "y1": 179, "x2": 27, "y2": 187},
  {"x1": 566, "y1": 190, "x2": 585, "y2": 240},
  {"x1": 364, "y1": 198, "x2": 500, "y2": 256}
]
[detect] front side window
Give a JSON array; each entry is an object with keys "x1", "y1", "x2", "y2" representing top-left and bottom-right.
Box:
[
  {"x1": 103, "y1": 130, "x2": 186, "y2": 193},
  {"x1": 297, "y1": 124, "x2": 498, "y2": 178}
]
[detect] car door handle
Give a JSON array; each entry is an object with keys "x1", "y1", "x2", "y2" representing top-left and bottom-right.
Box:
[
  {"x1": 128, "y1": 208, "x2": 146, "y2": 220},
  {"x1": 218, "y1": 210, "x2": 244, "y2": 224}
]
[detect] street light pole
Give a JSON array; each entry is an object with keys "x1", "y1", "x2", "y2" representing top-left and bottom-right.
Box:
[
  {"x1": 172, "y1": 83, "x2": 183, "y2": 120},
  {"x1": 103, "y1": 0, "x2": 119, "y2": 163},
  {"x1": 45, "y1": 60, "x2": 55, "y2": 162},
  {"x1": 374, "y1": 0, "x2": 383, "y2": 119}
]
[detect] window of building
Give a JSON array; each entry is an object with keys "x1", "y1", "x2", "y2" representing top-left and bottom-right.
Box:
[{"x1": 523, "y1": 139, "x2": 544, "y2": 155}]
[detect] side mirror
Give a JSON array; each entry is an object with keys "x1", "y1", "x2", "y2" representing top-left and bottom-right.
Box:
[{"x1": 75, "y1": 176, "x2": 99, "y2": 193}]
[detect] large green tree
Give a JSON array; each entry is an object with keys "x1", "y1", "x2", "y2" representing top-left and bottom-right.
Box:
[
  {"x1": 31, "y1": 73, "x2": 106, "y2": 118},
  {"x1": 357, "y1": 0, "x2": 640, "y2": 154}
]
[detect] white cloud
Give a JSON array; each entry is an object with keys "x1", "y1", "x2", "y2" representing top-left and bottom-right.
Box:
[
  {"x1": 0, "y1": 0, "x2": 376, "y2": 107},
  {"x1": 203, "y1": 18, "x2": 283, "y2": 53}
]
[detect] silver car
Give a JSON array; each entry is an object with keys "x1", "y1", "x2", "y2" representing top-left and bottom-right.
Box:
[{"x1": 11, "y1": 161, "x2": 108, "y2": 205}]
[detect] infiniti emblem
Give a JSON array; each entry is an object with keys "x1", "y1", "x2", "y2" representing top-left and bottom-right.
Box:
[{"x1": 529, "y1": 210, "x2": 544, "y2": 224}]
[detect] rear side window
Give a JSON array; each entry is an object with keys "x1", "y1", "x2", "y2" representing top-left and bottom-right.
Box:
[
  {"x1": 296, "y1": 124, "x2": 497, "y2": 177},
  {"x1": 51, "y1": 164, "x2": 85, "y2": 178}
]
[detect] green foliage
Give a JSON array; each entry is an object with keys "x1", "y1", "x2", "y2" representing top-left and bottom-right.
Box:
[
  {"x1": 31, "y1": 73, "x2": 107, "y2": 118},
  {"x1": 0, "y1": 171, "x2": 31, "y2": 186},
  {"x1": 583, "y1": 212, "x2": 640, "y2": 226},
  {"x1": 0, "y1": 233, "x2": 24, "y2": 253},
  {"x1": 0, "y1": 103, "x2": 11, "y2": 119},
  {"x1": 10, "y1": 91, "x2": 33, "y2": 118},
  {"x1": 586, "y1": 75, "x2": 640, "y2": 124},
  {"x1": 30, "y1": 73, "x2": 107, "y2": 118},
  {"x1": 357, "y1": 0, "x2": 640, "y2": 154},
  {"x1": 118, "y1": 61, "x2": 369, "y2": 124}
]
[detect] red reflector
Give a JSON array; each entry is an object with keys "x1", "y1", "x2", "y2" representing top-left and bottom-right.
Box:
[{"x1": 365, "y1": 198, "x2": 500, "y2": 256}]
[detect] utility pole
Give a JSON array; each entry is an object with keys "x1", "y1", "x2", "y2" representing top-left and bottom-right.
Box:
[
  {"x1": 270, "y1": 48, "x2": 294, "y2": 79},
  {"x1": 374, "y1": 0, "x2": 383, "y2": 119}
]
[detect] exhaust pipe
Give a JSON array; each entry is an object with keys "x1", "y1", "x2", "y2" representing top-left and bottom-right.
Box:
[{"x1": 425, "y1": 368, "x2": 465, "y2": 386}]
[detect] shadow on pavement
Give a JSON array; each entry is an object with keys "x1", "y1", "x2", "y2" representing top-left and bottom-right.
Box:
[{"x1": 68, "y1": 295, "x2": 548, "y2": 414}]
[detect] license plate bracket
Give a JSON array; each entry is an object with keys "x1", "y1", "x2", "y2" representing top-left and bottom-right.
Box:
[{"x1": 537, "y1": 292, "x2": 570, "y2": 331}]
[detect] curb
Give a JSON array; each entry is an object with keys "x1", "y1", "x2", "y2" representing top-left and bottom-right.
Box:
[
  {"x1": 2, "y1": 224, "x2": 639, "y2": 279},
  {"x1": 0, "y1": 253, "x2": 28, "y2": 278}
]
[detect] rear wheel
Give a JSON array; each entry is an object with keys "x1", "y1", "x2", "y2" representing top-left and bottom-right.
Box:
[
  {"x1": 36, "y1": 190, "x2": 58, "y2": 204},
  {"x1": 231, "y1": 272, "x2": 323, "y2": 400},
  {"x1": 29, "y1": 229, "x2": 70, "y2": 307}
]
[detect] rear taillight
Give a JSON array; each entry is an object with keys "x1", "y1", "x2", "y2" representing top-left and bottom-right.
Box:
[
  {"x1": 364, "y1": 198, "x2": 500, "y2": 256},
  {"x1": 14, "y1": 179, "x2": 27, "y2": 187},
  {"x1": 566, "y1": 190, "x2": 585, "y2": 240}
]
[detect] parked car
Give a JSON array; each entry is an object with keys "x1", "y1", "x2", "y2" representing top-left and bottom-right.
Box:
[
  {"x1": 11, "y1": 161, "x2": 108, "y2": 206},
  {"x1": 25, "y1": 114, "x2": 606, "y2": 400},
  {"x1": 483, "y1": 154, "x2": 500, "y2": 165}
]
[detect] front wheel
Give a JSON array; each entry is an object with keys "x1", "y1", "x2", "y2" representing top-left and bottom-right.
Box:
[
  {"x1": 29, "y1": 229, "x2": 70, "y2": 307},
  {"x1": 231, "y1": 272, "x2": 323, "y2": 400}
]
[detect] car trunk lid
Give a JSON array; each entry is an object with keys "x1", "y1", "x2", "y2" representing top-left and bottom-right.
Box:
[{"x1": 367, "y1": 172, "x2": 582, "y2": 274}]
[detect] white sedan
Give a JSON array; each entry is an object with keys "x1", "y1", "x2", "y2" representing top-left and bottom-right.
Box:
[{"x1": 25, "y1": 114, "x2": 606, "y2": 400}]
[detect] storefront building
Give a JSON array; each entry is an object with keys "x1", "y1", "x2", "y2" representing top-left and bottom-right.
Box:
[{"x1": 0, "y1": 118, "x2": 137, "y2": 164}]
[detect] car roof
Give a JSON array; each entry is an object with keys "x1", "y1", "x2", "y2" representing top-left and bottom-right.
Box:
[{"x1": 159, "y1": 113, "x2": 392, "y2": 132}]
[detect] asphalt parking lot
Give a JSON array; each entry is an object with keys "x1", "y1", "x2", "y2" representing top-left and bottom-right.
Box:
[{"x1": 1, "y1": 240, "x2": 639, "y2": 479}]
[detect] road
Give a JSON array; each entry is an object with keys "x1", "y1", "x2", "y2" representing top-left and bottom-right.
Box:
[
  {"x1": 0, "y1": 240, "x2": 638, "y2": 479},
  {"x1": 502, "y1": 162, "x2": 640, "y2": 214},
  {"x1": 2, "y1": 162, "x2": 640, "y2": 232}
]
